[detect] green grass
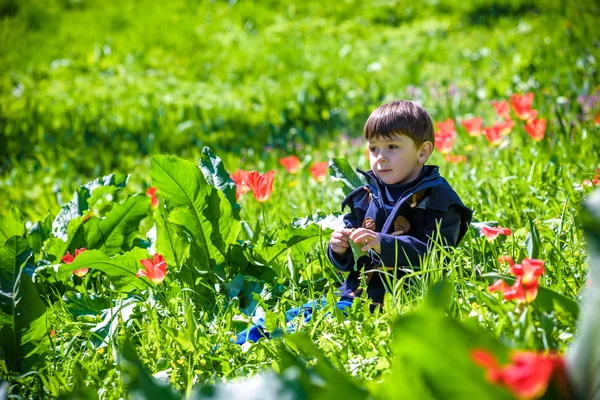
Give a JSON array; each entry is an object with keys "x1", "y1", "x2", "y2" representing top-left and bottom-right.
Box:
[{"x1": 1, "y1": 0, "x2": 600, "y2": 398}]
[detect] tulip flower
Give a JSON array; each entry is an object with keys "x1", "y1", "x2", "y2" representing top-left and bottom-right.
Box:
[
  {"x1": 525, "y1": 118, "x2": 546, "y2": 141},
  {"x1": 462, "y1": 117, "x2": 483, "y2": 137},
  {"x1": 146, "y1": 187, "x2": 159, "y2": 208},
  {"x1": 434, "y1": 130, "x2": 456, "y2": 154},
  {"x1": 510, "y1": 93, "x2": 535, "y2": 120},
  {"x1": 436, "y1": 118, "x2": 457, "y2": 136},
  {"x1": 489, "y1": 257, "x2": 545, "y2": 304},
  {"x1": 471, "y1": 349, "x2": 565, "y2": 400},
  {"x1": 231, "y1": 169, "x2": 251, "y2": 200},
  {"x1": 492, "y1": 100, "x2": 511, "y2": 120},
  {"x1": 279, "y1": 156, "x2": 301, "y2": 174},
  {"x1": 62, "y1": 248, "x2": 88, "y2": 277},
  {"x1": 137, "y1": 254, "x2": 167, "y2": 284},
  {"x1": 483, "y1": 125, "x2": 502, "y2": 146},
  {"x1": 246, "y1": 170, "x2": 275, "y2": 202},
  {"x1": 481, "y1": 225, "x2": 512, "y2": 241},
  {"x1": 595, "y1": 112, "x2": 600, "y2": 126},
  {"x1": 497, "y1": 119, "x2": 514, "y2": 136},
  {"x1": 309, "y1": 161, "x2": 328, "y2": 183}
]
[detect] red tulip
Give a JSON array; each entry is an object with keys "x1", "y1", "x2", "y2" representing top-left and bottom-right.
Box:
[
  {"x1": 483, "y1": 125, "x2": 502, "y2": 146},
  {"x1": 489, "y1": 257, "x2": 544, "y2": 304},
  {"x1": 481, "y1": 225, "x2": 512, "y2": 240},
  {"x1": 525, "y1": 118, "x2": 546, "y2": 141},
  {"x1": 497, "y1": 119, "x2": 515, "y2": 136},
  {"x1": 246, "y1": 170, "x2": 275, "y2": 202},
  {"x1": 471, "y1": 349, "x2": 565, "y2": 400},
  {"x1": 309, "y1": 161, "x2": 328, "y2": 183},
  {"x1": 434, "y1": 130, "x2": 456, "y2": 154},
  {"x1": 595, "y1": 112, "x2": 600, "y2": 126},
  {"x1": 492, "y1": 100, "x2": 511, "y2": 120},
  {"x1": 146, "y1": 187, "x2": 158, "y2": 208},
  {"x1": 462, "y1": 117, "x2": 483, "y2": 137},
  {"x1": 231, "y1": 169, "x2": 251, "y2": 200},
  {"x1": 510, "y1": 93, "x2": 535, "y2": 120},
  {"x1": 137, "y1": 254, "x2": 167, "y2": 284},
  {"x1": 279, "y1": 156, "x2": 301, "y2": 174},
  {"x1": 62, "y1": 248, "x2": 88, "y2": 277},
  {"x1": 436, "y1": 118, "x2": 456, "y2": 136}
]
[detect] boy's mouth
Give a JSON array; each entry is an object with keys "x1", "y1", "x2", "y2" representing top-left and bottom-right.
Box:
[{"x1": 378, "y1": 169, "x2": 392, "y2": 173}]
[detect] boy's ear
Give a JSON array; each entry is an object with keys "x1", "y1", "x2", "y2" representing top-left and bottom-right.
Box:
[{"x1": 418, "y1": 141, "x2": 434, "y2": 164}]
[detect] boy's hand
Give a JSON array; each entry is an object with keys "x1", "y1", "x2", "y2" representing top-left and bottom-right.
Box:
[
  {"x1": 350, "y1": 228, "x2": 381, "y2": 253},
  {"x1": 330, "y1": 228, "x2": 353, "y2": 256}
]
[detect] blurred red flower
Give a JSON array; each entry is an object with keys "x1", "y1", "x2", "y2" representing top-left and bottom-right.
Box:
[
  {"x1": 595, "y1": 112, "x2": 600, "y2": 126},
  {"x1": 483, "y1": 125, "x2": 502, "y2": 146},
  {"x1": 481, "y1": 225, "x2": 512, "y2": 240},
  {"x1": 279, "y1": 156, "x2": 301, "y2": 174},
  {"x1": 471, "y1": 349, "x2": 565, "y2": 400},
  {"x1": 246, "y1": 170, "x2": 275, "y2": 202},
  {"x1": 462, "y1": 117, "x2": 483, "y2": 137},
  {"x1": 436, "y1": 118, "x2": 457, "y2": 136},
  {"x1": 137, "y1": 254, "x2": 167, "y2": 284},
  {"x1": 435, "y1": 130, "x2": 456, "y2": 154},
  {"x1": 146, "y1": 187, "x2": 159, "y2": 208},
  {"x1": 510, "y1": 93, "x2": 535, "y2": 120},
  {"x1": 309, "y1": 162, "x2": 328, "y2": 182},
  {"x1": 492, "y1": 100, "x2": 511, "y2": 120},
  {"x1": 231, "y1": 169, "x2": 251, "y2": 200},
  {"x1": 525, "y1": 118, "x2": 546, "y2": 141},
  {"x1": 489, "y1": 257, "x2": 545, "y2": 304},
  {"x1": 497, "y1": 119, "x2": 515, "y2": 136},
  {"x1": 62, "y1": 248, "x2": 88, "y2": 277}
]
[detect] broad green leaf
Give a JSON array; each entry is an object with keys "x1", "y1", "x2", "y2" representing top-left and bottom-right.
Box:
[
  {"x1": 253, "y1": 218, "x2": 322, "y2": 264},
  {"x1": 283, "y1": 333, "x2": 369, "y2": 400},
  {"x1": 151, "y1": 155, "x2": 241, "y2": 266},
  {"x1": 0, "y1": 236, "x2": 49, "y2": 372},
  {"x1": 328, "y1": 157, "x2": 367, "y2": 196},
  {"x1": 90, "y1": 298, "x2": 139, "y2": 349},
  {"x1": 52, "y1": 173, "x2": 128, "y2": 241},
  {"x1": 348, "y1": 238, "x2": 368, "y2": 271},
  {"x1": 199, "y1": 146, "x2": 240, "y2": 219},
  {"x1": 376, "y1": 310, "x2": 512, "y2": 400},
  {"x1": 27, "y1": 212, "x2": 52, "y2": 254},
  {"x1": 119, "y1": 337, "x2": 179, "y2": 400},
  {"x1": 0, "y1": 207, "x2": 25, "y2": 247},
  {"x1": 84, "y1": 194, "x2": 150, "y2": 254},
  {"x1": 567, "y1": 188, "x2": 600, "y2": 399},
  {"x1": 154, "y1": 204, "x2": 189, "y2": 271},
  {"x1": 56, "y1": 248, "x2": 151, "y2": 291},
  {"x1": 482, "y1": 273, "x2": 580, "y2": 319},
  {"x1": 45, "y1": 216, "x2": 87, "y2": 262},
  {"x1": 63, "y1": 292, "x2": 112, "y2": 317}
]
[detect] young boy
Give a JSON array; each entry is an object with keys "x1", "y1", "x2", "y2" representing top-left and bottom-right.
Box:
[{"x1": 328, "y1": 100, "x2": 473, "y2": 305}]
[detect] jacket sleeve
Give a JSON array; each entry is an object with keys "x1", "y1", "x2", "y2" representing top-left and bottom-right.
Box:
[
  {"x1": 327, "y1": 204, "x2": 361, "y2": 272},
  {"x1": 377, "y1": 205, "x2": 463, "y2": 269}
]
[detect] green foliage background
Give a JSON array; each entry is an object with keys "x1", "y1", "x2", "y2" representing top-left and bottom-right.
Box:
[{"x1": 1, "y1": 0, "x2": 600, "y2": 398}]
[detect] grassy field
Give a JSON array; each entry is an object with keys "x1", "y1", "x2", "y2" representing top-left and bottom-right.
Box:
[{"x1": 1, "y1": 0, "x2": 600, "y2": 398}]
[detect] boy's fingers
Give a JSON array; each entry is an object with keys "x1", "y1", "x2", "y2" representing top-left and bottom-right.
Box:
[{"x1": 391, "y1": 230, "x2": 404, "y2": 236}]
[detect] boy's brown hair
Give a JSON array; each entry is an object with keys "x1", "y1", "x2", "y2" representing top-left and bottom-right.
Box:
[{"x1": 363, "y1": 100, "x2": 435, "y2": 147}]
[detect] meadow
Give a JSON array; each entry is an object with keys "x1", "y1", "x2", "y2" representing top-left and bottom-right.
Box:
[{"x1": 1, "y1": 0, "x2": 600, "y2": 398}]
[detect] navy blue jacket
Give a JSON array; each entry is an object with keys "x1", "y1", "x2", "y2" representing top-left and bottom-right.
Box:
[{"x1": 327, "y1": 165, "x2": 473, "y2": 304}]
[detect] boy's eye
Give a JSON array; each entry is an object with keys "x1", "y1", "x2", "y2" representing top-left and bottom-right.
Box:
[
  {"x1": 388, "y1": 145, "x2": 398, "y2": 150},
  {"x1": 369, "y1": 147, "x2": 378, "y2": 152}
]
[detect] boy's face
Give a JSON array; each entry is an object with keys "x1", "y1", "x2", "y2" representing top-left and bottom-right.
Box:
[{"x1": 368, "y1": 134, "x2": 429, "y2": 185}]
